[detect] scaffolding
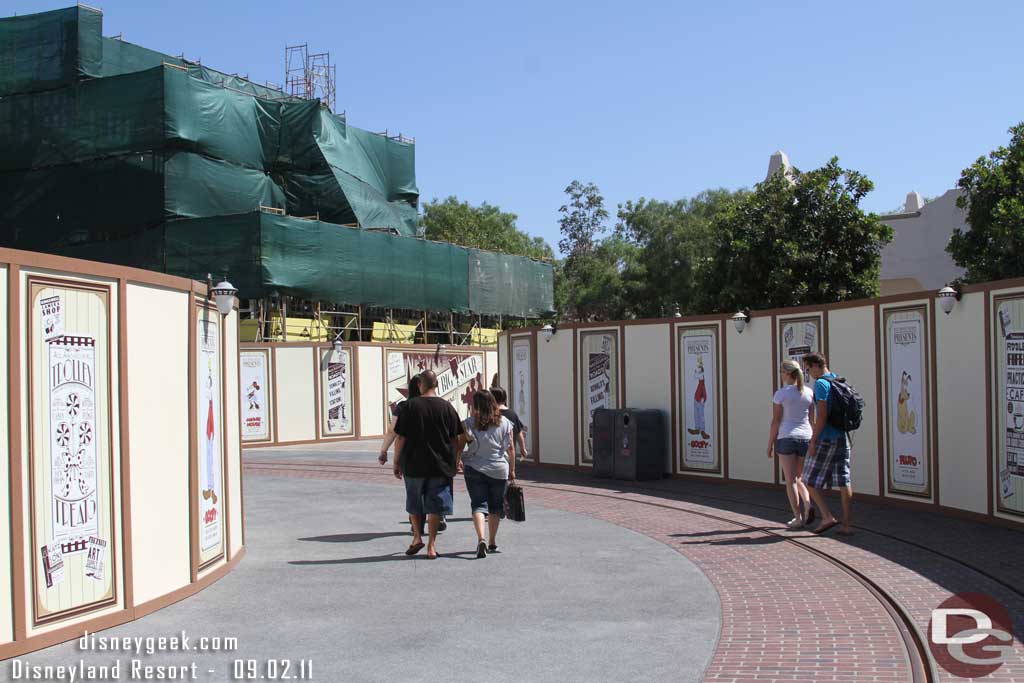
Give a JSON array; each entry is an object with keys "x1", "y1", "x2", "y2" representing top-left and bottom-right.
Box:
[{"x1": 284, "y1": 43, "x2": 336, "y2": 112}]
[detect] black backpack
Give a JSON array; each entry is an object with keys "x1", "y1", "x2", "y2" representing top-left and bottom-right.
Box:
[{"x1": 824, "y1": 376, "x2": 864, "y2": 432}]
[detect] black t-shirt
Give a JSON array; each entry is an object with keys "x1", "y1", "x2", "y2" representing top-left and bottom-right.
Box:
[
  {"x1": 500, "y1": 408, "x2": 524, "y2": 440},
  {"x1": 394, "y1": 396, "x2": 462, "y2": 478}
]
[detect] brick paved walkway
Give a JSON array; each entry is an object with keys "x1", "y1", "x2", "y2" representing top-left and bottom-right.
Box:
[{"x1": 246, "y1": 443, "x2": 1024, "y2": 682}]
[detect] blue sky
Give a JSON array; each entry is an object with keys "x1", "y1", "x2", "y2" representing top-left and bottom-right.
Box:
[{"x1": 14, "y1": 1, "x2": 1024, "y2": 254}]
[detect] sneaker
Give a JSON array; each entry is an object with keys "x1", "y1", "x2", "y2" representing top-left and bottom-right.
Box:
[
  {"x1": 786, "y1": 517, "x2": 804, "y2": 529},
  {"x1": 476, "y1": 540, "x2": 487, "y2": 558},
  {"x1": 438, "y1": 519, "x2": 448, "y2": 532}
]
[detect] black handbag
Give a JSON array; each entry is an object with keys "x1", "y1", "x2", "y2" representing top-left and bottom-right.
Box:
[{"x1": 504, "y1": 483, "x2": 526, "y2": 522}]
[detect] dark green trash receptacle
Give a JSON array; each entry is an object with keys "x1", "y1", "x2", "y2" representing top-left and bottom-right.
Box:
[
  {"x1": 591, "y1": 408, "x2": 617, "y2": 478},
  {"x1": 613, "y1": 409, "x2": 666, "y2": 481}
]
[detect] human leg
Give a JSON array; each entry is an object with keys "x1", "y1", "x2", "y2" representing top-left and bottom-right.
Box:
[
  {"x1": 421, "y1": 477, "x2": 451, "y2": 558},
  {"x1": 801, "y1": 441, "x2": 839, "y2": 531},
  {"x1": 778, "y1": 453, "x2": 802, "y2": 522},
  {"x1": 486, "y1": 475, "x2": 508, "y2": 548},
  {"x1": 403, "y1": 477, "x2": 426, "y2": 552},
  {"x1": 834, "y1": 438, "x2": 853, "y2": 533}
]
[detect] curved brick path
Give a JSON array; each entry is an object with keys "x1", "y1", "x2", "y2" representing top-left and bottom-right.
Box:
[{"x1": 246, "y1": 442, "x2": 1024, "y2": 683}]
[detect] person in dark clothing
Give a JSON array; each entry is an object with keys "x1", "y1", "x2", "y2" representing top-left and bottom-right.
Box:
[
  {"x1": 379, "y1": 375, "x2": 422, "y2": 464},
  {"x1": 490, "y1": 386, "x2": 529, "y2": 462},
  {"x1": 394, "y1": 370, "x2": 462, "y2": 559}
]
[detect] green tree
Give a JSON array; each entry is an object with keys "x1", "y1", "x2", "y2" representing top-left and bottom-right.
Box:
[
  {"x1": 421, "y1": 196, "x2": 554, "y2": 260},
  {"x1": 699, "y1": 158, "x2": 893, "y2": 313},
  {"x1": 947, "y1": 122, "x2": 1024, "y2": 283},
  {"x1": 616, "y1": 189, "x2": 743, "y2": 317}
]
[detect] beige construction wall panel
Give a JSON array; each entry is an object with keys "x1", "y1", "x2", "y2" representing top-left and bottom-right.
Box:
[
  {"x1": 537, "y1": 330, "x2": 574, "y2": 465},
  {"x1": 358, "y1": 345, "x2": 385, "y2": 438},
  {"x1": 224, "y1": 312, "x2": 243, "y2": 556},
  {"x1": 828, "y1": 305, "x2": 881, "y2": 496},
  {"x1": 0, "y1": 267, "x2": 10, "y2": 644},
  {"x1": 485, "y1": 350, "x2": 498, "y2": 390},
  {"x1": 936, "y1": 292, "x2": 986, "y2": 514},
  {"x1": 274, "y1": 346, "x2": 316, "y2": 443},
  {"x1": 497, "y1": 334, "x2": 510, "y2": 391},
  {"x1": 126, "y1": 283, "x2": 191, "y2": 605},
  {"x1": 725, "y1": 318, "x2": 773, "y2": 483},
  {"x1": 625, "y1": 323, "x2": 672, "y2": 472}
]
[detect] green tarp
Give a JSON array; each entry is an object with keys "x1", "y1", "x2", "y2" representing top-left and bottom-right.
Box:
[
  {"x1": 468, "y1": 249, "x2": 556, "y2": 318},
  {"x1": 0, "y1": 6, "x2": 102, "y2": 96}
]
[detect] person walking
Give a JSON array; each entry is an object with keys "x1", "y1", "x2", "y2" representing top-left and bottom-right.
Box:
[
  {"x1": 801, "y1": 352, "x2": 854, "y2": 535},
  {"x1": 379, "y1": 375, "x2": 422, "y2": 465},
  {"x1": 460, "y1": 390, "x2": 515, "y2": 558},
  {"x1": 393, "y1": 370, "x2": 462, "y2": 558},
  {"x1": 767, "y1": 360, "x2": 815, "y2": 528},
  {"x1": 489, "y1": 386, "x2": 529, "y2": 463}
]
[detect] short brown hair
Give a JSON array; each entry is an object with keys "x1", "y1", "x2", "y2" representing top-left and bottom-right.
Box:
[
  {"x1": 802, "y1": 352, "x2": 827, "y2": 369},
  {"x1": 489, "y1": 386, "x2": 508, "y2": 405},
  {"x1": 419, "y1": 369, "x2": 438, "y2": 391},
  {"x1": 473, "y1": 390, "x2": 500, "y2": 430}
]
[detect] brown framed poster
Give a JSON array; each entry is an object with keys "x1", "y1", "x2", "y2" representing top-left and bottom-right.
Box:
[
  {"x1": 239, "y1": 348, "x2": 273, "y2": 444},
  {"x1": 777, "y1": 315, "x2": 824, "y2": 386},
  {"x1": 881, "y1": 304, "x2": 933, "y2": 499},
  {"x1": 383, "y1": 346, "x2": 487, "y2": 424},
  {"x1": 994, "y1": 293, "x2": 1024, "y2": 517},
  {"x1": 578, "y1": 329, "x2": 620, "y2": 465},
  {"x1": 676, "y1": 323, "x2": 723, "y2": 475},
  {"x1": 508, "y1": 334, "x2": 537, "y2": 460},
  {"x1": 195, "y1": 302, "x2": 226, "y2": 571},
  {"x1": 318, "y1": 347, "x2": 355, "y2": 437},
  {"x1": 27, "y1": 277, "x2": 118, "y2": 625}
]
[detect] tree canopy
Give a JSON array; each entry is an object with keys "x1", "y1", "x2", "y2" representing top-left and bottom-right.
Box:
[
  {"x1": 421, "y1": 196, "x2": 554, "y2": 260},
  {"x1": 947, "y1": 122, "x2": 1024, "y2": 283}
]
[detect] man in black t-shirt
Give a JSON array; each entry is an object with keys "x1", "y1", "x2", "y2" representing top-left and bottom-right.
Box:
[
  {"x1": 394, "y1": 370, "x2": 462, "y2": 559},
  {"x1": 490, "y1": 386, "x2": 529, "y2": 462}
]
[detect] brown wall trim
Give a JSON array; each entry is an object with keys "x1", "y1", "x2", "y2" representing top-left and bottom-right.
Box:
[
  {"x1": 187, "y1": 298, "x2": 198, "y2": 582},
  {"x1": 117, "y1": 279, "x2": 135, "y2": 610},
  {"x1": 721, "y1": 322, "x2": 730, "y2": 481},
  {"x1": 572, "y1": 329, "x2": 579, "y2": 468},
  {"x1": 668, "y1": 325, "x2": 678, "y2": 474},
  {"x1": 928, "y1": 299, "x2": 940, "y2": 509},
  {"x1": 235, "y1": 316, "x2": 246, "y2": 547},
  {"x1": 985, "y1": 294, "x2": 994, "y2": 517},
  {"x1": 0, "y1": 248, "x2": 203, "y2": 295},
  {"x1": 8, "y1": 265, "x2": 26, "y2": 641},
  {"x1": 874, "y1": 304, "x2": 884, "y2": 497},
  {"x1": 0, "y1": 549, "x2": 245, "y2": 660}
]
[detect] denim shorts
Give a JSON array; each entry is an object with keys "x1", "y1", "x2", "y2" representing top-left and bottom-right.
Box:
[
  {"x1": 463, "y1": 466, "x2": 508, "y2": 516},
  {"x1": 404, "y1": 476, "x2": 453, "y2": 517},
  {"x1": 775, "y1": 437, "x2": 809, "y2": 458}
]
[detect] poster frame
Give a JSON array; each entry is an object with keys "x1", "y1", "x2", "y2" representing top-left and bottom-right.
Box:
[
  {"x1": 239, "y1": 348, "x2": 274, "y2": 445},
  {"x1": 380, "y1": 345, "x2": 487, "y2": 428},
  {"x1": 993, "y1": 292, "x2": 1024, "y2": 519},
  {"x1": 190, "y1": 298, "x2": 229, "y2": 577},
  {"x1": 26, "y1": 275, "x2": 119, "y2": 626},
  {"x1": 772, "y1": 313, "x2": 827, "y2": 485},
  {"x1": 675, "y1": 322, "x2": 724, "y2": 476},
  {"x1": 507, "y1": 332, "x2": 539, "y2": 463},
  {"x1": 316, "y1": 346, "x2": 356, "y2": 439},
  {"x1": 576, "y1": 328, "x2": 622, "y2": 466},
  {"x1": 881, "y1": 303, "x2": 934, "y2": 500}
]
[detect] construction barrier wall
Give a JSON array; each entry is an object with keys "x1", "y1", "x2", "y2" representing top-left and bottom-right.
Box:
[
  {"x1": 239, "y1": 342, "x2": 499, "y2": 448},
  {"x1": 499, "y1": 278, "x2": 1024, "y2": 528},
  {"x1": 0, "y1": 248, "x2": 244, "y2": 658}
]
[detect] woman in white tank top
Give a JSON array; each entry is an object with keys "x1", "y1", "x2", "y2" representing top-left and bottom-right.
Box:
[{"x1": 767, "y1": 359, "x2": 815, "y2": 528}]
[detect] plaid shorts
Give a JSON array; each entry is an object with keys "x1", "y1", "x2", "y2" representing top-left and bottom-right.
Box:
[{"x1": 802, "y1": 437, "x2": 851, "y2": 489}]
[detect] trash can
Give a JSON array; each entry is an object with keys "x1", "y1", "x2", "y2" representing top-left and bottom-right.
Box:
[
  {"x1": 591, "y1": 408, "x2": 617, "y2": 478},
  {"x1": 613, "y1": 409, "x2": 666, "y2": 481}
]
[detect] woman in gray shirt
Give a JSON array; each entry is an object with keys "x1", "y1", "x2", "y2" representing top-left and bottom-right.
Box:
[{"x1": 459, "y1": 390, "x2": 516, "y2": 558}]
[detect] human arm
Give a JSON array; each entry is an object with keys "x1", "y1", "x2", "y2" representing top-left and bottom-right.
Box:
[
  {"x1": 506, "y1": 423, "x2": 516, "y2": 480},
  {"x1": 808, "y1": 381, "x2": 829, "y2": 453},
  {"x1": 379, "y1": 416, "x2": 398, "y2": 464},
  {"x1": 393, "y1": 435, "x2": 405, "y2": 479},
  {"x1": 767, "y1": 402, "x2": 783, "y2": 458},
  {"x1": 517, "y1": 429, "x2": 528, "y2": 460}
]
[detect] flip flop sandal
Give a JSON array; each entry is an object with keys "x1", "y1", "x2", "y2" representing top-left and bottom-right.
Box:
[
  {"x1": 476, "y1": 540, "x2": 488, "y2": 558},
  {"x1": 405, "y1": 542, "x2": 425, "y2": 556},
  {"x1": 426, "y1": 550, "x2": 438, "y2": 560},
  {"x1": 488, "y1": 544, "x2": 498, "y2": 553},
  {"x1": 813, "y1": 520, "x2": 839, "y2": 535}
]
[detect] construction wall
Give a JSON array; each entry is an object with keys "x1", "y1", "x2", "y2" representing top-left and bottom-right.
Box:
[
  {"x1": 500, "y1": 278, "x2": 1024, "y2": 528},
  {"x1": 0, "y1": 248, "x2": 244, "y2": 658},
  {"x1": 240, "y1": 342, "x2": 498, "y2": 448}
]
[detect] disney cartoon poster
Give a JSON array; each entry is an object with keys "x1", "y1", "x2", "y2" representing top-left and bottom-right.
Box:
[
  {"x1": 680, "y1": 327, "x2": 718, "y2": 471},
  {"x1": 321, "y1": 348, "x2": 353, "y2": 436},
  {"x1": 511, "y1": 337, "x2": 532, "y2": 434},
  {"x1": 884, "y1": 307, "x2": 930, "y2": 496},
  {"x1": 197, "y1": 312, "x2": 224, "y2": 565},
  {"x1": 240, "y1": 351, "x2": 270, "y2": 442}
]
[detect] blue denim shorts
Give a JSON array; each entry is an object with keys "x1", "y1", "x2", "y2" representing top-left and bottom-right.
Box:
[
  {"x1": 464, "y1": 466, "x2": 508, "y2": 516},
  {"x1": 404, "y1": 476, "x2": 453, "y2": 517},
  {"x1": 775, "y1": 437, "x2": 809, "y2": 458}
]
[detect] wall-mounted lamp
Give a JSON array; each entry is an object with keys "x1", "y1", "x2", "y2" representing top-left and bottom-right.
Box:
[
  {"x1": 731, "y1": 309, "x2": 751, "y2": 334},
  {"x1": 208, "y1": 274, "x2": 238, "y2": 317},
  {"x1": 938, "y1": 283, "x2": 962, "y2": 315},
  {"x1": 541, "y1": 323, "x2": 557, "y2": 343},
  {"x1": 434, "y1": 341, "x2": 446, "y2": 364},
  {"x1": 672, "y1": 304, "x2": 682, "y2": 318}
]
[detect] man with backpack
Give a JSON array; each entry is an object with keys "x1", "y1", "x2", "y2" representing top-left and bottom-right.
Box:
[{"x1": 801, "y1": 352, "x2": 861, "y2": 536}]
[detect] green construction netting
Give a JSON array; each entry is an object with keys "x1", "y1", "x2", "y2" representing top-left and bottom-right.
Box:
[
  {"x1": 100, "y1": 36, "x2": 183, "y2": 77},
  {"x1": 468, "y1": 249, "x2": 556, "y2": 317},
  {"x1": 0, "y1": 6, "x2": 102, "y2": 96}
]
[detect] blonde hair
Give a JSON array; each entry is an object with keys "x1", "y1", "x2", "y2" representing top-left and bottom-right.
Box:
[{"x1": 780, "y1": 359, "x2": 805, "y2": 392}]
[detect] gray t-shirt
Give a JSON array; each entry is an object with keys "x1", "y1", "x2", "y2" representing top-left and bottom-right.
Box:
[{"x1": 461, "y1": 416, "x2": 513, "y2": 479}]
